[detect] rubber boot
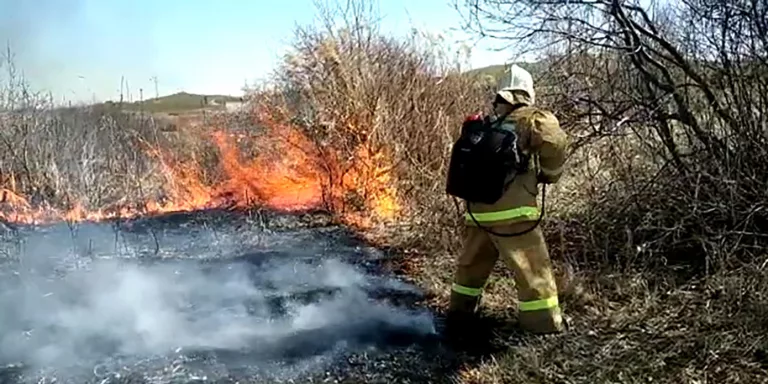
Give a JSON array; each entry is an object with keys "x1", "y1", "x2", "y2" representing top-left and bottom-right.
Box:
[
  {"x1": 442, "y1": 290, "x2": 484, "y2": 347},
  {"x1": 518, "y1": 306, "x2": 565, "y2": 334},
  {"x1": 442, "y1": 310, "x2": 479, "y2": 347}
]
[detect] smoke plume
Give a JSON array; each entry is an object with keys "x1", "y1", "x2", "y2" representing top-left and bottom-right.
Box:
[{"x1": 0, "y1": 212, "x2": 435, "y2": 382}]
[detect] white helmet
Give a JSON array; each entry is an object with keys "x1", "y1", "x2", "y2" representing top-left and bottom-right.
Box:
[{"x1": 497, "y1": 64, "x2": 535, "y2": 105}]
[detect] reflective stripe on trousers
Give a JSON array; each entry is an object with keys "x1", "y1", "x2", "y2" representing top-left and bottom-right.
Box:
[
  {"x1": 519, "y1": 296, "x2": 559, "y2": 311},
  {"x1": 451, "y1": 283, "x2": 482, "y2": 297},
  {"x1": 465, "y1": 206, "x2": 540, "y2": 223},
  {"x1": 452, "y1": 283, "x2": 559, "y2": 312}
]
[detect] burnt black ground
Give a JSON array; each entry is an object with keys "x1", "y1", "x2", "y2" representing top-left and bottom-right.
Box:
[{"x1": 0, "y1": 209, "x2": 469, "y2": 384}]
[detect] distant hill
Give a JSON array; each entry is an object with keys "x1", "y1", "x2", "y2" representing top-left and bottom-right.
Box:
[
  {"x1": 465, "y1": 64, "x2": 509, "y2": 80},
  {"x1": 103, "y1": 92, "x2": 243, "y2": 114},
  {"x1": 464, "y1": 61, "x2": 547, "y2": 84},
  {"x1": 93, "y1": 64, "x2": 549, "y2": 114}
]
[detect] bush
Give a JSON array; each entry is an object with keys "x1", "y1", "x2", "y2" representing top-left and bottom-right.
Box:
[
  {"x1": 459, "y1": 0, "x2": 768, "y2": 272},
  {"x1": 254, "y1": 2, "x2": 490, "y2": 252},
  {"x1": 0, "y1": 51, "x2": 229, "y2": 221}
]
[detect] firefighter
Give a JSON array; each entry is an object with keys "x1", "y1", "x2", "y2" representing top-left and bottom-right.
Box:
[{"x1": 446, "y1": 64, "x2": 569, "y2": 336}]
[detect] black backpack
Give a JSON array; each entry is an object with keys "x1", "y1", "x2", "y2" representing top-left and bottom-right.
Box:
[{"x1": 445, "y1": 112, "x2": 530, "y2": 205}]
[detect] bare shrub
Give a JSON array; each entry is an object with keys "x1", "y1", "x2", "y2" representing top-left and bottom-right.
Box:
[
  {"x1": 460, "y1": 0, "x2": 768, "y2": 271},
  {"x1": 263, "y1": 0, "x2": 490, "y2": 252},
  {"x1": 0, "y1": 50, "x2": 200, "y2": 216}
]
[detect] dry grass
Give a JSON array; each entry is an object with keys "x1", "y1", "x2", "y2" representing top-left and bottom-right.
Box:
[
  {"x1": 0, "y1": 49, "x2": 247, "y2": 218},
  {"x1": 0, "y1": 75, "x2": 231, "y2": 219},
  {"x1": 454, "y1": 264, "x2": 768, "y2": 384},
  {"x1": 0, "y1": 103, "x2": 167, "y2": 212}
]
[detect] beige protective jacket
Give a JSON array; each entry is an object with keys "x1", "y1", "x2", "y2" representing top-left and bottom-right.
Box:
[{"x1": 465, "y1": 105, "x2": 569, "y2": 227}]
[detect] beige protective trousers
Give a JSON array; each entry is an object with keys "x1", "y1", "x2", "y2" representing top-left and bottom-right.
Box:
[{"x1": 449, "y1": 223, "x2": 564, "y2": 334}]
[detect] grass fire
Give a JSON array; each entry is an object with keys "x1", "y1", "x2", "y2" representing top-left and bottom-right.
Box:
[{"x1": 0, "y1": 103, "x2": 399, "y2": 229}]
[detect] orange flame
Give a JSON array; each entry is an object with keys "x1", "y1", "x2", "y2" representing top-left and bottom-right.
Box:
[{"x1": 0, "y1": 104, "x2": 399, "y2": 228}]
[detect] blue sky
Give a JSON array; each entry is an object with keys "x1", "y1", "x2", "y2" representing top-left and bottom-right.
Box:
[{"x1": 0, "y1": 0, "x2": 515, "y2": 104}]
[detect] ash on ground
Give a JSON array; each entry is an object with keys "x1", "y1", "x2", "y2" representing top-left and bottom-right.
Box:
[{"x1": 0, "y1": 209, "x2": 459, "y2": 384}]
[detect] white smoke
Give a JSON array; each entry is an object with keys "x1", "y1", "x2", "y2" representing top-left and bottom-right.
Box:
[{"x1": 0, "y1": 217, "x2": 435, "y2": 382}]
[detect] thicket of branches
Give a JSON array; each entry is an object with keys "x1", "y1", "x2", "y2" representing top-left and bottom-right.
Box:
[
  {"x1": 0, "y1": 51, "x2": 197, "y2": 214},
  {"x1": 264, "y1": 1, "x2": 490, "y2": 249},
  {"x1": 459, "y1": 0, "x2": 768, "y2": 271}
]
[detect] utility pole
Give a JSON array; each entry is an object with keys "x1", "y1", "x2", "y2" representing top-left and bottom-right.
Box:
[{"x1": 150, "y1": 76, "x2": 159, "y2": 99}]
